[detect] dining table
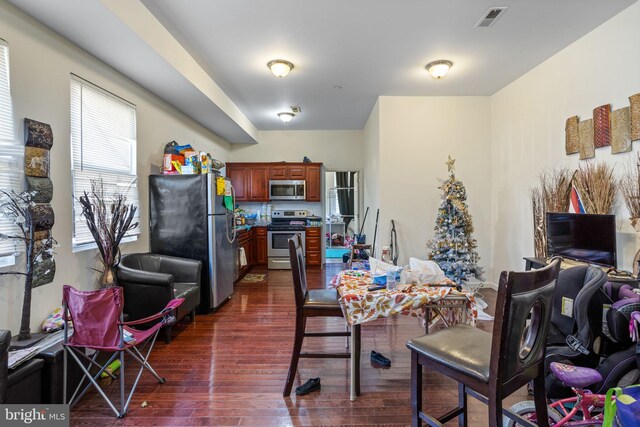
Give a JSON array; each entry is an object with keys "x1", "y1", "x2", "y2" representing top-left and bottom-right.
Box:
[{"x1": 332, "y1": 269, "x2": 478, "y2": 401}]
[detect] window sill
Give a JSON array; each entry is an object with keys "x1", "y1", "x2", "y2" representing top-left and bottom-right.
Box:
[{"x1": 72, "y1": 235, "x2": 138, "y2": 254}]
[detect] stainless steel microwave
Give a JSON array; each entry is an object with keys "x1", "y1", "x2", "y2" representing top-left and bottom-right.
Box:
[{"x1": 269, "y1": 180, "x2": 306, "y2": 200}]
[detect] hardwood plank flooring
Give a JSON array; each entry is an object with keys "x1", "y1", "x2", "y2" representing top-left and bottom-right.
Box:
[{"x1": 70, "y1": 264, "x2": 529, "y2": 426}]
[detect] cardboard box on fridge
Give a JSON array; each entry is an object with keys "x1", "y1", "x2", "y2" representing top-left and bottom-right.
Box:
[{"x1": 163, "y1": 154, "x2": 184, "y2": 172}]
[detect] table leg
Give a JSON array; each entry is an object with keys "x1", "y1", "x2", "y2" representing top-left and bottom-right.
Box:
[
  {"x1": 424, "y1": 307, "x2": 430, "y2": 334},
  {"x1": 350, "y1": 324, "x2": 361, "y2": 401}
]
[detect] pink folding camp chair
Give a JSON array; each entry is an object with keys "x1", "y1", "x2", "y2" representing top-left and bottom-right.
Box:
[{"x1": 62, "y1": 285, "x2": 183, "y2": 418}]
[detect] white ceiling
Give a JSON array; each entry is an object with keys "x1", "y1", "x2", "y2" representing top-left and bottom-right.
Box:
[{"x1": 7, "y1": 0, "x2": 637, "y2": 143}]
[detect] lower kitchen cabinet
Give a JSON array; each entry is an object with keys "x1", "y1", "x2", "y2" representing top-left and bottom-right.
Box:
[
  {"x1": 236, "y1": 228, "x2": 254, "y2": 280},
  {"x1": 255, "y1": 226, "x2": 267, "y2": 265},
  {"x1": 306, "y1": 226, "x2": 322, "y2": 266}
]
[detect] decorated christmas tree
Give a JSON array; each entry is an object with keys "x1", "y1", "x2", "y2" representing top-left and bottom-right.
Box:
[{"x1": 427, "y1": 156, "x2": 484, "y2": 283}]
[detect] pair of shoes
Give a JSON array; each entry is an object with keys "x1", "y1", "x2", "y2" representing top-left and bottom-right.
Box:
[
  {"x1": 295, "y1": 377, "x2": 321, "y2": 395},
  {"x1": 370, "y1": 351, "x2": 391, "y2": 367}
]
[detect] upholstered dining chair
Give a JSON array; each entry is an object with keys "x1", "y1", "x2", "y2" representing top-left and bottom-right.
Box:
[
  {"x1": 283, "y1": 234, "x2": 360, "y2": 396},
  {"x1": 406, "y1": 259, "x2": 561, "y2": 427}
]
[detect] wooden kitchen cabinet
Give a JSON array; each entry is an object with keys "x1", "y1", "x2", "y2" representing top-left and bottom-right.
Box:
[
  {"x1": 254, "y1": 226, "x2": 267, "y2": 265},
  {"x1": 270, "y1": 164, "x2": 306, "y2": 180},
  {"x1": 248, "y1": 165, "x2": 269, "y2": 201},
  {"x1": 305, "y1": 164, "x2": 322, "y2": 202},
  {"x1": 305, "y1": 226, "x2": 322, "y2": 266},
  {"x1": 226, "y1": 163, "x2": 269, "y2": 202},
  {"x1": 236, "y1": 228, "x2": 254, "y2": 281},
  {"x1": 226, "y1": 165, "x2": 246, "y2": 201}
]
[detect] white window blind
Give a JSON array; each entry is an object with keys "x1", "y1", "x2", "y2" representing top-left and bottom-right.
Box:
[
  {"x1": 70, "y1": 75, "x2": 139, "y2": 250},
  {"x1": 0, "y1": 39, "x2": 22, "y2": 259}
]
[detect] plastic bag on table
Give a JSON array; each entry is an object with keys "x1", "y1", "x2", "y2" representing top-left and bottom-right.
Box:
[{"x1": 407, "y1": 257, "x2": 448, "y2": 284}]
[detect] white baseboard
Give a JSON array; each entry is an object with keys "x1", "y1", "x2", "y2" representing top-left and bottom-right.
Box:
[{"x1": 481, "y1": 281, "x2": 498, "y2": 291}]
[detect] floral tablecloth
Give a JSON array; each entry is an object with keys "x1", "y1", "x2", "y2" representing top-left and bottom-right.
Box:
[{"x1": 332, "y1": 270, "x2": 477, "y2": 328}]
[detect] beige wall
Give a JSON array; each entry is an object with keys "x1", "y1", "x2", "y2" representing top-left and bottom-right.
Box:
[
  {"x1": 229, "y1": 130, "x2": 363, "y2": 171},
  {"x1": 0, "y1": 2, "x2": 231, "y2": 334},
  {"x1": 490, "y1": 2, "x2": 640, "y2": 275},
  {"x1": 374, "y1": 97, "x2": 493, "y2": 274}
]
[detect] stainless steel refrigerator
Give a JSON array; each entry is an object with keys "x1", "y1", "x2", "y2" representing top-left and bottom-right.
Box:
[{"x1": 149, "y1": 173, "x2": 237, "y2": 312}]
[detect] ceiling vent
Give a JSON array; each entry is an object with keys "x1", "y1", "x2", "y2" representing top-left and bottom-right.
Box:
[
  {"x1": 291, "y1": 106, "x2": 301, "y2": 113},
  {"x1": 475, "y1": 7, "x2": 507, "y2": 28}
]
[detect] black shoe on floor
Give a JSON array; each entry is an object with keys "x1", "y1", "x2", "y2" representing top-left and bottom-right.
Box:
[
  {"x1": 370, "y1": 351, "x2": 391, "y2": 367},
  {"x1": 295, "y1": 377, "x2": 321, "y2": 395}
]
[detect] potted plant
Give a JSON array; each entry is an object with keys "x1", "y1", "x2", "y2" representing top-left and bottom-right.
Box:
[
  {"x1": 0, "y1": 189, "x2": 56, "y2": 343},
  {"x1": 77, "y1": 179, "x2": 138, "y2": 288},
  {"x1": 621, "y1": 154, "x2": 640, "y2": 276}
]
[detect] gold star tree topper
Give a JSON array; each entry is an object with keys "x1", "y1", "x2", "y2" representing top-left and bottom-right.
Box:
[{"x1": 446, "y1": 155, "x2": 456, "y2": 173}]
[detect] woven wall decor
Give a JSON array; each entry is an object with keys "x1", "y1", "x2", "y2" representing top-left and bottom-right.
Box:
[
  {"x1": 579, "y1": 118, "x2": 595, "y2": 160},
  {"x1": 24, "y1": 118, "x2": 53, "y2": 150},
  {"x1": 611, "y1": 107, "x2": 631, "y2": 154},
  {"x1": 565, "y1": 115, "x2": 579, "y2": 154},
  {"x1": 24, "y1": 118, "x2": 55, "y2": 287},
  {"x1": 630, "y1": 93, "x2": 640, "y2": 141},
  {"x1": 593, "y1": 104, "x2": 611, "y2": 148}
]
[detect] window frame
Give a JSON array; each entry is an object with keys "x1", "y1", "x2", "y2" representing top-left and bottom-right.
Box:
[{"x1": 70, "y1": 74, "x2": 140, "y2": 252}]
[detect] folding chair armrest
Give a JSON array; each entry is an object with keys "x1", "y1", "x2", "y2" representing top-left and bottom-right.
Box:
[{"x1": 120, "y1": 298, "x2": 185, "y2": 326}]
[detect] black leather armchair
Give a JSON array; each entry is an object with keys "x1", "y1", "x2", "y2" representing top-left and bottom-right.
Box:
[
  {"x1": 1, "y1": 329, "x2": 44, "y2": 404},
  {"x1": 116, "y1": 253, "x2": 202, "y2": 343}
]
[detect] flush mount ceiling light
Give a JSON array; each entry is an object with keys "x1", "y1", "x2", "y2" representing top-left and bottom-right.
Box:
[
  {"x1": 277, "y1": 112, "x2": 295, "y2": 123},
  {"x1": 267, "y1": 59, "x2": 294, "y2": 78},
  {"x1": 425, "y1": 60, "x2": 453, "y2": 79}
]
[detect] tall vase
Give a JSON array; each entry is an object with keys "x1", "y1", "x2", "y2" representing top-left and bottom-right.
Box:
[{"x1": 99, "y1": 265, "x2": 117, "y2": 288}]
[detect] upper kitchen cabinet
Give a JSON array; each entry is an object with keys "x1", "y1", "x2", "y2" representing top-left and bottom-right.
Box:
[
  {"x1": 305, "y1": 164, "x2": 321, "y2": 201},
  {"x1": 227, "y1": 162, "x2": 322, "y2": 202},
  {"x1": 270, "y1": 163, "x2": 306, "y2": 180},
  {"x1": 227, "y1": 163, "x2": 269, "y2": 202},
  {"x1": 247, "y1": 165, "x2": 269, "y2": 201}
]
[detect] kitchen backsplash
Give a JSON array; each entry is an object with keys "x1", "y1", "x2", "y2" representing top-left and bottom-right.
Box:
[{"x1": 238, "y1": 201, "x2": 322, "y2": 220}]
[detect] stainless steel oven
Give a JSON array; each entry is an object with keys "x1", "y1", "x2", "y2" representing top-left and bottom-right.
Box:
[
  {"x1": 267, "y1": 210, "x2": 308, "y2": 269},
  {"x1": 267, "y1": 230, "x2": 305, "y2": 269},
  {"x1": 269, "y1": 180, "x2": 306, "y2": 201}
]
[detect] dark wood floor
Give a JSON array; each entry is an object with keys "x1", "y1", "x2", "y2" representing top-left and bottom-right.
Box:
[{"x1": 70, "y1": 264, "x2": 529, "y2": 426}]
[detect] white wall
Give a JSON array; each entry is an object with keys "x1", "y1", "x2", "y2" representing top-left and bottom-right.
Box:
[
  {"x1": 0, "y1": 2, "x2": 231, "y2": 335},
  {"x1": 490, "y1": 2, "x2": 640, "y2": 276},
  {"x1": 362, "y1": 100, "x2": 381, "y2": 247},
  {"x1": 375, "y1": 97, "x2": 493, "y2": 274},
  {"x1": 229, "y1": 130, "x2": 363, "y2": 171}
]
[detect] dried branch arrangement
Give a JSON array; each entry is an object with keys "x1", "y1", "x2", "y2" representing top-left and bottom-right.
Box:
[
  {"x1": 530, "y1": 167, "x2": 572, "y2": 258},
  {"x1": 539, "y1": 167, "x2": 573, "y2": 213},
  {"x1": 531, "y1": 187, "x2": 546, "y2": 258},
  {"x1": 0, "y1": 190, "x2": 57, "y2": 340},
  {"x1": 621, "y1": 153, "x2": 640, "y2": 224},
  {"x1": 573, "y1": 162, "x2": 617, "y2": 214},
  {"x1": 77, "y1": 179, "x2": 138, "y2": 287}
]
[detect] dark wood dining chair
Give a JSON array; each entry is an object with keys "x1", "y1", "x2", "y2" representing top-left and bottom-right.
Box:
[
  {"x1": 283, "y1": 234, "x2": 360, "y2": 397},
  {"x1": 406, "y1": 259, "x2": 560, "y2": 427}
]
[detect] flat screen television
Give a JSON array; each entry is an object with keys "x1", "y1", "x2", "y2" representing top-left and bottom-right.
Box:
[{"x1": 545, "y1": 213, "x2": 617, "y2": 268}]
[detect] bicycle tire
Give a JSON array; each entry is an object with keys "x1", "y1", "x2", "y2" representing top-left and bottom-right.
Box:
[{"x1": 503, "y1": 400, "x2": 563, "y2": 427}]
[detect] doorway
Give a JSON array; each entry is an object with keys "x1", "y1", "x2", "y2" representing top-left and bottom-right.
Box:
[{"x1": 325, "y1": 171, "x2": 359, "y2": 261}]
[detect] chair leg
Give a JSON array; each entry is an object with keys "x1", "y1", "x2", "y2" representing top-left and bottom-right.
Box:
[
  {"x1": 119, "y1": 350, "x2": 126, "y2": 418},
  {"x1": 190, "y1": 309, "x2": 196, "y2": 322},
  {"x1": 533, "y1": 373, "x2": 550, "y2": 427},
  {"x1": 458, "y1": 382, "x2": 467, "y2": 427},
  {"x1": 283, "y1": 313, "x2": 306, "y2": 396},
  {"x1": 164, "y1": 326, "x2": 172, "y2": 344},
  {"x1": 488, "y1": 392, "x2": 503, "y2": 427},
  {"x1": 411, "y1": 351, "x2": 423, "y2": 427},
  {"x1": 353, "y1": 324, "x2": 361, "y2": 396}
]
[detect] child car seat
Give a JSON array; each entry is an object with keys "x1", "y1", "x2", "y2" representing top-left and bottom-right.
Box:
[
  {"x1": 545, "y1": 270, "x2": 640, "y2": 398},
  {"x1": 545, "y1": 265, "x2": 609, "y2": 370}
]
